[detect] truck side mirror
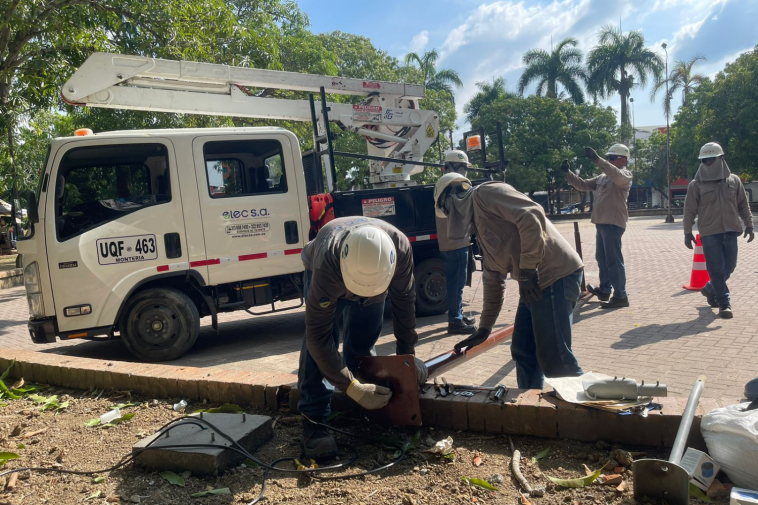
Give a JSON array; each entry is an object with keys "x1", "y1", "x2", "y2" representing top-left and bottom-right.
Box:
[{"x1": 27, "y1": 191, "x2": 39, "y2": 224}]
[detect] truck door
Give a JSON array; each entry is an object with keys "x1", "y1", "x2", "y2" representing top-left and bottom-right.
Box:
[
  {"x1": 192, "y1": 133, "x2": 306, "y2": 285},
  {"x1": 45, "y1": 138, "x2": 187, "y2": 333}
]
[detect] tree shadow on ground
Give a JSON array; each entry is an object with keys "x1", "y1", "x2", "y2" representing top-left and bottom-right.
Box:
[{"x1": 611, "y1": 306, "x2": 720, "y2": 350}]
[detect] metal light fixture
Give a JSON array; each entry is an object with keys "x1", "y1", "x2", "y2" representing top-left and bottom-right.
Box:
[{"x1": 662, "y1": 42, "x2": 674, "y2": 223}]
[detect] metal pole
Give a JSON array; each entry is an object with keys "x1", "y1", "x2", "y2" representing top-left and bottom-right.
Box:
[
  {"x1": 669, "y1": 375, "x2": 706, "y2": 464},
  {"x1": 663, "y1": 44, "x2": 674, "y2": 223},
  {"x1": 425, "y1": 325, "x2": 514, "y2": 379},
  {"x1": 574, "y1": 222, "x2": 586, "y2": 292}
]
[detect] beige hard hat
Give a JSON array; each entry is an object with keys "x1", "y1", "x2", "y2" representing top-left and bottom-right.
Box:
[
  {"x1": 340, "y1": 225, "x2": 397, "y2": 297},
  {"x1": 698, "y1": 142, "x2": 724, "y2": 159},
  {"x1": 606, "y1": 144, "x2": 630, "y2": 157},
  {"x1": 444, "y1": 150, "x2": 472, "y2": 166},
  {"x1": 434, "y1": 172, "x2": 472, "y2": 218}
]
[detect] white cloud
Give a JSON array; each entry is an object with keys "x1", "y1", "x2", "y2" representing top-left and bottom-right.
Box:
[{"x1": 409, "y1": 30, "x2": 429, "y2": 55}]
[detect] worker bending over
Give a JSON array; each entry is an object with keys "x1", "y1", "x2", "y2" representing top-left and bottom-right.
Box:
[
  {"x1": 562, "y1": 145, "x2": 633, "y2": 309},
  {"x1": 435, "y1": 150, "x2": 476, "y2": 334},
  {"x1": 297, "y1": 217, "x2": 427, "y2": 459},
  {"x1": 683, "y1": 142, "x2": 753, "y2": 319},
  {"x1": 434, "y1": 174, "x2": 584, "y2": 389}
]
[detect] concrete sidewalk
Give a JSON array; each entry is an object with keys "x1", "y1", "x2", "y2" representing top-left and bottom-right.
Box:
[{"x1": 1, "y1": 216, "x2": 756, "y2": 400}]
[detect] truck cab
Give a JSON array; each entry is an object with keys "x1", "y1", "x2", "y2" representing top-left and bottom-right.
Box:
[{"x1": 18, "y1": 127, "x2": 310, "y2": 361}]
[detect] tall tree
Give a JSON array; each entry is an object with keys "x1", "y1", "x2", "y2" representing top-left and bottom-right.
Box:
[
  {"x1": 464, "y1": 77, "x2": 514, "y2": 125},
  {"x1": 586, "y1": 25, "x2": 664, "y2": 127},
  {"x1": 404, "y1": 49, "x2": 463, "y2": 104},
  {"x1": 517, "y1": 37, "x2": 587, "y2": 104},
  {"x1": 650, "y1": 55, "x2": 707, "y2": 117}
]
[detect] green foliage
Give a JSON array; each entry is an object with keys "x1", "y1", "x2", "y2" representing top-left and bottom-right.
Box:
[
  {"x1": 651, "y1": 55, "x2": 707, "y2": 117},
  {"x1": 0, "y1": 452, "x2": 20, "y2": 466},
  {"x1": 518, "y1": 37, "x2": 586, "y2": 104},
  {"x1": 159, "y1": 470, "x2": 185, "y2": 487},
  {"x1": 547, "y1": 463, "x2": 604, "y2": 487},
  {"x1": 461, "y1": 476, "x2": 497, "y2": 491}
]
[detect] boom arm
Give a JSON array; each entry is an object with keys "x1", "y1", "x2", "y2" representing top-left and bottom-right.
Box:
[{"x1": 62, "y1": 53, "x2": 440, "y2": 187}]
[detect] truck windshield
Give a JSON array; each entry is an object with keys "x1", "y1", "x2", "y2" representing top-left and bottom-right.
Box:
[{"x1": 55, "y1": 143, "x2": 171, "y2": 241}]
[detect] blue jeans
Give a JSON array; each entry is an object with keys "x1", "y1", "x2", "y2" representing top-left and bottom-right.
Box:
[
  {"x1": 700, "y1": 232, "x2": 739, "y2": 306},
  {"x1": 441, "y1": 248, "x2": 469, "y2": 323},
  {"x1": 510, "y1": 269, "x2": 584, "y2": 389},
  {"x1": 595, "y1": 224, "x2": 627, "y2": 298},
  {"x1": 297, "y1": 269, "x2": 385, "y2": 419}
]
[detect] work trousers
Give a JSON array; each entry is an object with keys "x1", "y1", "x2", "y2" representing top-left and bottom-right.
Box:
[
  {"x1": 510, "y1": 269, "x2": 584, "y2": 390},
  {"x1": 441, "y1": 247, "x2": 469, "y2": 323},
  {"x1": 595, "y1": 223, "x2": 627, "y2": 299},
  {"x1": 700, "y1": 232, "x2": 739, "y2": 306},
  {"x1": 297, "y1": 269, "x2": 385, "y2": 419}
]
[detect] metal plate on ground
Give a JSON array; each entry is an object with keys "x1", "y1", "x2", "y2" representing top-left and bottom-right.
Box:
[
  {"x1": 355, "y1": 355, "x2": 422, "y2": 426},
  {"x1": 633, "y1": 459, "x2": 690, "y2": 505}
]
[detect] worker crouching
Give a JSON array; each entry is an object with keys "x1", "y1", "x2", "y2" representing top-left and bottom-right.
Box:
[
  {"x1": 434, "y1": 174, "x2": 585, "y2": 389},
  {"x1": 297, "y1": 217, "x2": 427, "y2": 459}
]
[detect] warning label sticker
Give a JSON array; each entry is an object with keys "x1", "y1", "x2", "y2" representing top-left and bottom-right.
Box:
[
  {"x1": 225, "y1": 222, "x2": 270, "y2": 239},
  {"x1": 361, "y1": 197, "x2": 396, "y2": 217},
  {"x1": 425, "y1": 123, "x2": 436, "y2": 138},
  {"x1": 352, "y1": 104, "x2": 382, "y2": 124}
]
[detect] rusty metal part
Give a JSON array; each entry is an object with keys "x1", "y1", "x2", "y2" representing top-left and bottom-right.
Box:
[
  {"x1": 426, "y1": 324, "x2": 514, "y2": 379},
  {"x1": 354, "y1": 354, "x2": 422, "y2": 426}
]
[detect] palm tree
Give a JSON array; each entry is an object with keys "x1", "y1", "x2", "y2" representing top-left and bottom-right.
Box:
[
  {"x1": 404, "y1": 49, "x2": 463, "y2": 104},
  {"x1": 517, "y1": 37, "x2": 586, "y2": 104},
  {"x1": 463, "y1": 77, "x2": 514, "y2": 124},
  {"x1": 650, "y1": 55, "x2": 707, "y2": 116},
  {"x1": 586, "y1": 25, "x2": 664, "y2": 127}
]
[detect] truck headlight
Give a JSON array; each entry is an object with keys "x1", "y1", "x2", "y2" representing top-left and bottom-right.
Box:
[{"x1": 24, "y1": 261, "x2": 45, "y2": 317}]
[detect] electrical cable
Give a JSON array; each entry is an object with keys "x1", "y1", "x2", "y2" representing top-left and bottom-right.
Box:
[{"x1": 0, "y1": 413, "x2": 409, "y2": 505}]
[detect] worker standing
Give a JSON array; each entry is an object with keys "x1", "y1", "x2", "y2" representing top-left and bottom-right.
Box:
[
  {"x1": 436, "y1": 150, "x2": 476, "y2": 334},
  {"x1": 683, "y1": 142, "x2": 753, "y2": 319},
  {"x1": 562, "y1": 145, "x2": 633, "y2": 309},
  {"x1": 434, "y1": 174, "x2": 585, "y2": 389},
  {"x1": 297, "y1": 217, "x2": 427, "y2": 459}
]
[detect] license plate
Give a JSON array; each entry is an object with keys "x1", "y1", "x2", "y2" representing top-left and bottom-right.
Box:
[{"x1": 96, "y1": 234, "x2": 158, "y2": 265}]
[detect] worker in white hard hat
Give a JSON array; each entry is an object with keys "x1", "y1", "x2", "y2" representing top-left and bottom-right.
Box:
[
  {"x1": 435, "y1": 150, "x2": 476, "y2": 334},
  {"x1": 434, "y1": 174, "x2": 585, "y2": 389},
  {"x1": 297, "y1": 217, "x2": 426, "y2": 459},
  {"x1": 683, "y1": 142, "x2": 753, "y2": 319},
  {"x1": 561, "y1": 144, "x2": 633, "y2": 309}
]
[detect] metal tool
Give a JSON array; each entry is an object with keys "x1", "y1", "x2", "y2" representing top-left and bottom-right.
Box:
[
  {"x1": 454, "y1": 391, "x2": 476, "y2": 397},
  {"x1": 584, "y1": 377, "x2": 668, "y2": 400},
  {"x1": 633, "y1": 375, "x2": 706, "y2": 505}
]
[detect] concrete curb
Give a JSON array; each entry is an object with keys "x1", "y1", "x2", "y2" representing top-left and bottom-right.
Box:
[
  {"x1": 0, "y1": 348, "x2": 715, "y2": 449},
  {"x1": 0, "y1": 268, "x2": 22, "y2": 290}
]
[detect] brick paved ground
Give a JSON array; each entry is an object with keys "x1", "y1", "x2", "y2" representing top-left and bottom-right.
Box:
[{"x1": 2, "y1": 216, "x2": 756, "y2": 400}]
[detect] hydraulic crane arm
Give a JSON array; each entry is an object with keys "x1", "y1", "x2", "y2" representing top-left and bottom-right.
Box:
[{"x1": 62, "y1": 53, "x2": 440, "y2": 187}]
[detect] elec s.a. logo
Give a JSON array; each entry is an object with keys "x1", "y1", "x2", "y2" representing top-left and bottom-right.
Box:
[{"x1": 222, "y1": 208, "x2": 269, "y2": 220}]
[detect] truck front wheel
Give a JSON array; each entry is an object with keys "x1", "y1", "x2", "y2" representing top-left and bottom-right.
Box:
[
  {"x1": 119, "y1": 288, "x2": 200, "y2": 361},
  {"x1": 414, "y1": 258, "x2": 448, "y2": 317}
]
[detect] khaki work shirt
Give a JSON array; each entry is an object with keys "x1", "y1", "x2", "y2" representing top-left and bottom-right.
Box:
[
  {"x1": 566, "y1": 158, "x2": 633, "y2": 229},
  {"x1": 301, "y1": 217, "x2": 417, "y2": 391},
  {"x1": 435, "y1": 215, "x2": 471, "y2": 252},
  {"x1": 471, "y1": 183, "x2": 584, "y2": 330},
  {"x1": 683, "y1": 175, "x2": 753, "y2": 237}
]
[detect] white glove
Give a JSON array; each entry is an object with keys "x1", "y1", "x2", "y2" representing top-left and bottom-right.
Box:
[
  {"x1": 414, "y1": 357, "x2": 428, "y2": 386},
  {"x1": 346, "y1": 379, "x2": 393, "y2": 410}
]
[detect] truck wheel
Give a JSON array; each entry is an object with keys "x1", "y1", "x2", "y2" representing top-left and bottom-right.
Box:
[
  {"x1": 415, "y1": 258, "x2": 447, "y2": 317},
  {"x1": 119, "y1": 288, "x2": 200, "y2": 362}
]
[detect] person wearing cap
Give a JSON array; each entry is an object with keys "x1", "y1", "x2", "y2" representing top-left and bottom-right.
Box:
[
  {"x1": 297, "y1": 216, "x2": 427, "y2": 459},
  {"x1": 436, "y1": 150, "x2": 476, "y2": 334},
  {"x1": 683, "y1": 142, "x2": 753, "y2": 319},
  {"x1": 561, "y1": 145, "x2": 633, "y2": 309},
  {"x1": 434, "y1": 174, "x2": 585, "y2": 389}
]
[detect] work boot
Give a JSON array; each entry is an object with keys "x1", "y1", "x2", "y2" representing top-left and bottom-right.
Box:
[
  {"x1": 462, "y1": 315, "x2": 476, "y2": 326},
  {"x1": 718, "y1": 304, "x2": 733, "y2": 319},
  {"x1": 600, "y1": 297, "x2": 630, "y2": 309},
  {"x1": 448, "y1": 320, "x2": 476, "y2": 334},
  {"x1": 700, "y1": 287, "x2": 718, "y2": 307},
  {"x1": 586, "y1": 284, "x2": 610, "y2": 302},
  {"x1": 301, "y1": 417, "x2": 338, "y2": 460}
]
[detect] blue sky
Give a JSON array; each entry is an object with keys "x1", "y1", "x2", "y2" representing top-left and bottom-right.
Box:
[{"x1": 298, "y1": 0, "x2": 756, "y2": 139}]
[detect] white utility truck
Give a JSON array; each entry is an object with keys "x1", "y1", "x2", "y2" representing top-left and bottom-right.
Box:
[{"x1": 18, "y1": 53, "x2": 504, "y2": 361}]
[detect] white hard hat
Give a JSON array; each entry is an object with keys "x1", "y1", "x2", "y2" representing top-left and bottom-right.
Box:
[
  {"x1": 606, "y1": 144, "x2": 630, "y2": 157},
  {"x1": 340, "y1": 225, "x2": 397, "y2": 297},
  {"x1": 444, "y1": 150, "x2": 472, "y2": 166},
  {"x1": 434, "y1": 172, "x2": 472, "y2": 218},
  {"x1": 698, "y1": 142, "x2": 724, "y2": 159}
]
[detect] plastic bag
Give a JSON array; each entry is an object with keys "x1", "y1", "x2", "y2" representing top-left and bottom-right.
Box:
[{"x1": 701, "y1": 402, "x2": 758, "y2": 488}]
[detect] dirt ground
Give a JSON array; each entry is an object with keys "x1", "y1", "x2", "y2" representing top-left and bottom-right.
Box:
[{"x1": 0, "y1": 386, "x2": 730, "y2": 505}]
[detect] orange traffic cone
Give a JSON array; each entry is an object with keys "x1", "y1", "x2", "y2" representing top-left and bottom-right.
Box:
[{"x1": 683, "y1": 234, "x2": 710, "y2": 290}]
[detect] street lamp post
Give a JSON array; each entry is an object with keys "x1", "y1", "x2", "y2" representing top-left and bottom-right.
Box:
[{"x1": 662, "y1": 42, "x2": 674, "y2": 223}]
